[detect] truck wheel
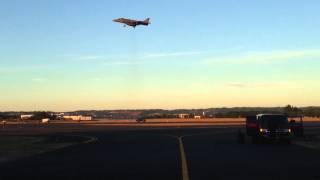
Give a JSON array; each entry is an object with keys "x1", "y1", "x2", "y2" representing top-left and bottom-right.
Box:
[
  {"x1": 252, "y1": 136, "x2": 260, "y2": 144},
  {"x1": 285, "y1": 139, "x2": 291, "y2": 145},
  {"x1": 237, "y1": 130, "x2": 245, "y2": 144}
]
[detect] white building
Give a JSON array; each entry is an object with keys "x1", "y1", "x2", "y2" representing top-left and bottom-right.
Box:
[
  {"x1": 178, "y1": 114, "x2": 189, "y2": 119},
  {"x1": 194, "y1": 116, "x2": 201, "y2": 119},
  {"x1": 41, "y1": 118, "x2": 50, "y2": 123},
  {"x1": 63, "y1": 115, "x2": 92, "y2": 121},
  {"x1": 21, "y1": 114, "x2": 33, "y2": 120}
]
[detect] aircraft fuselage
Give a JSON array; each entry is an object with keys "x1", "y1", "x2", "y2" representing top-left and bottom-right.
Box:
[{"x1": 113, "y1": 18, "x2": 150, "y2": 28}]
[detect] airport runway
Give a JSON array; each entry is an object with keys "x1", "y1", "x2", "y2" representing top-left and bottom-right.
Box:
[{"x1": 1, "y1": 127, "x2": 320, "y2": 180}]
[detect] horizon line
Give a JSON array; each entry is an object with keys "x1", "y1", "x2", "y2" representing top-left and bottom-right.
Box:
[{"x1": 1, "y1": 105, "x2": 320, "y2": 112}]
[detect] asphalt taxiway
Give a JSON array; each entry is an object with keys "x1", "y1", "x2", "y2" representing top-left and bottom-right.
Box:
[{"x1": 0, "y1": 126, "x2": 320, "y2": 180}]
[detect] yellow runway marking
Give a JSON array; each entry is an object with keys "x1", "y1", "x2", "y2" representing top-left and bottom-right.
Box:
[
  {"x1": 144, "y1": 132, "x2": 230, "y2": 180},
  {"x1": 179, "y1": 137, "x2": 190, "y2": 180},
  {"x1": 68, "y1": 135, "x2": 98, "y2": 144},
  {"x1": 293, "y1": 141, "x2": 320, "y2": 149}
]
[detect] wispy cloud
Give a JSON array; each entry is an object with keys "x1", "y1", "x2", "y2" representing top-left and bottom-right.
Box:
[
  {"x1": 226, "y1": 82, "x2": 293, "y2": 88},
  {"x1": 78, "y1": 55, "x2": 106, "y2": 61},
  {"x1": 103, "y1": 61, "x2": 142, "y2": 66},
  {"x1": 141, "y1": 50, "x2": 209, "y2": 59},
  {"x1": 0, "y1": 65, "x2": 47, "y2": 74},
  {"x1": 69, "y1": 55, "x2": 115, "y2": 62},
  {"x1": 91, "y1": 77, "x2": 103, "y2": 81},
  {"x1": 68, "y1": 50, "x2": 209, "y2": 64},
  {"x1": 205, "y1": 49, "x2": 320, "y2": 65},
  {"x1": 226, "y1": 83, "x2": 247, "y2": 88},
  {"x1": 32, "y1": 78, "x2": 47, "y2": 82}
]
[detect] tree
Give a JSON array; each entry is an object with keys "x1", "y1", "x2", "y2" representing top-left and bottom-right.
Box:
[{"x1": 283, "y1": 105, "x2": 302, "y2": 116}]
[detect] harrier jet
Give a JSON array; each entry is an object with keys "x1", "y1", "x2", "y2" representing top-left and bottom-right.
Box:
[{"x1": 113, "y1": 18, "x2": 151, "y2": 28}]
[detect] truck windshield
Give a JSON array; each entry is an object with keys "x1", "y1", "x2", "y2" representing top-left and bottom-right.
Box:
[{"x1": 260, "y1": 116, "x2": 289, "y2": 129}]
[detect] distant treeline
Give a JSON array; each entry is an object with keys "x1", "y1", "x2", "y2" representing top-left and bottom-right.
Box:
[
  {"x1": 1, "y1": 105, "x2": 320, "y2": 120},
  {"x1": 0, "y1": 111, "x2": 56, "y2": 120},
  {"x1": 132, "y1": 105, "x2": 320, "y2": 118},
  {"x1": 0, "y1": 112, "x2": 19, "y2": 120}
]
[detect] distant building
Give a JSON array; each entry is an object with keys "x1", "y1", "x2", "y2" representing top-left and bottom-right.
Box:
[
  {"x1": 178, "y1": 114, "x2": 189, "y2": 119},
  {"x1": 54, "y1": 113, "x2": 65, "y2": 120},
  {"x1": 41, "y1": 118, "x2": 50, "y2": 123},
  {"x1": 63, "y1": 115, "x2": 92, "y2": 121},
  {"x1": 21, "y1": 114, "x2": 33, "y2": 120},
  {"x1": 194, "y1": 116, "x2": 201, "y2": 119}
]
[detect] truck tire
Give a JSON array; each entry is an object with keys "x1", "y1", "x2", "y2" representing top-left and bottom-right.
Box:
[
  {"x1": 283, "y1": 139, "x2": 291, "y2": 145},
  {"x1": 252, "y1": 136, "x2": 260, "y2": 144},
  {"x1": 237, "y1": 130, "x2": 245, "y2": 144}
]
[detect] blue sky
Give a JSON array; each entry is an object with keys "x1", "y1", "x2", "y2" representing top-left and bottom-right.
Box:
[{"x1": 1, "y1": 0, "x2": 320, "y2": 111}]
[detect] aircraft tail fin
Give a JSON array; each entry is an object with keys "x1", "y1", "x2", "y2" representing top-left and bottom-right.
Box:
[{"x1": 144, "y1": 18, "x2": 151, "y2": 24}]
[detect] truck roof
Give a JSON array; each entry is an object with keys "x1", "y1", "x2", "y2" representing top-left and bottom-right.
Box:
[{"x1": 256, "y1": 114, "x2": 285, "y2": 117}]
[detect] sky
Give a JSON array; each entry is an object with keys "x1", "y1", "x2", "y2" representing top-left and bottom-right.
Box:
[{"x1": 1, "y1": 0, "x2": 320, "y2": 111}]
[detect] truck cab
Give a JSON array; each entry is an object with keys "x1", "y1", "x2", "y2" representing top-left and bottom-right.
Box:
[{"x1": 246, "y1": 114, "x2": 292, "y2": 143}]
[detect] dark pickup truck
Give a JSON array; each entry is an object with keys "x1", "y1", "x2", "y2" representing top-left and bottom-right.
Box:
[{"x1": 245, "y1": 114, "x2": 292, "y2": 144}]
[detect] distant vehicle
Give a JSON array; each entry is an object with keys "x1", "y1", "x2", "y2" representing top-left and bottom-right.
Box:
[
  {"x1": 136, "y1": 117, "x2": 146, "y2": 123},
  {"x1": 245, "y1": 114, "x2": 292, "y2": 144},
  {"x1": 113, "y1": 18, "x2": 151, "y2": 28}
]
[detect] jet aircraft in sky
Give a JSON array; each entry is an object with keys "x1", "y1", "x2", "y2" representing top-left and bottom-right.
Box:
[{"x1": 113, "y1": 18, "x2": 151, "y2": 28}]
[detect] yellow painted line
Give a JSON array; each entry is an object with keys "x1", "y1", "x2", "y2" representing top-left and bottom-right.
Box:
[
  {"x1": 293, "y1": 142, "x2": 318, "y2": 149},
  {"x1": 68, "y1": 135, "x2": 98, "y2": 144},
  {"x1": 83, "y1": 136, "x2": 98, "y2": 144},
  {"x1": 293, "y1": 141, "x2": 320, "y2": 149},
  {"x1": 141, "y1": 132, "x2": 233, "y2": 180},
  {"x1": 179, "y1": 137, "x2": 190, "y2": 180},
  {"x1": 293, "y1": 135, "x2": 320, "y2": 149}
]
